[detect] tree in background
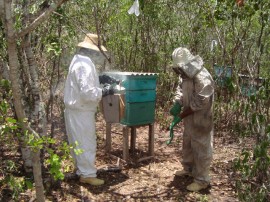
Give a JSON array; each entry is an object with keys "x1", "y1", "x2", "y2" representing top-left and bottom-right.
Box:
[
  {"x1": 1, "y1": 1, "x2": 69, "y2": 201},
  {"x1": 0, "y1": 0, "x2": 269, "y2": 201}
]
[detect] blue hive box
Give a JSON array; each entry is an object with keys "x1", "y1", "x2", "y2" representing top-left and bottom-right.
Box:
[{"x1": 214, "y1": 65, "x2": 232, "y2": 87}]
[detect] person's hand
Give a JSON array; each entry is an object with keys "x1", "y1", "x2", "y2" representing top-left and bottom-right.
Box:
[
  {"x1": 169, "y1": 102, "x2": 182, "y2": 116},
  {"x1": 179, "y1": 107, "x2": 194, "y2": 119},
  {"x1": 102, "y1": 84, "x2": 114, "y2": 97}
]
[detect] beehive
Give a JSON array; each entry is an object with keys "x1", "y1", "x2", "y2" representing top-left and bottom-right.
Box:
[{"x1": 104, "y1": 72, "x2": 158, "y2": 126}]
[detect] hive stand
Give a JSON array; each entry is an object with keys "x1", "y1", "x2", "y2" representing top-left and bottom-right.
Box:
[{"x1": 105, "y1": 123, "x2": 155, "y2": 161}]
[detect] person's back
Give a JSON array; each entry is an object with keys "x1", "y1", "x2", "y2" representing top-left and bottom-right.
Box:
[
  {"x1": 186, "y1": 67, "x2": 214, "y2": 132},
  {"x1": 64, "y1": 54, "x2": 100, "y2": 111}
]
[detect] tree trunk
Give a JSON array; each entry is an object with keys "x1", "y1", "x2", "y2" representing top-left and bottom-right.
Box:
[
  {"x1": 3, "y1": 1, "x2": 46, "y2": 201},
  {"x1": 3, "y1": 0, "x2": 70, "y2": 201},
  {"x1": 23, "y1": 34, "x2": 47, "y2": 135},
  {"x1": 4, "y1": 0, "x2": 35, "y2": 171},
  {"x1": 32, "y1": 150, "x2": 45, "y2": 202}
]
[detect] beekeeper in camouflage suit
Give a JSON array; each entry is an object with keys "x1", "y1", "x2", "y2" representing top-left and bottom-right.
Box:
[
  {"x1": 172, "y1": 47, "x2": 214, "y2": 192},
  {"x1": 64, "y1": 33, "x2": 113, "y2": 186}
]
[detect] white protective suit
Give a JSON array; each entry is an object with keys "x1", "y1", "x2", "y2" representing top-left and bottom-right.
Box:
[
  {"x1": 64, "y1": 54, "x2": 102, "y2": 178},
  {"x1": 172, "y1": 47, "x2": 214, "y2": 185}
]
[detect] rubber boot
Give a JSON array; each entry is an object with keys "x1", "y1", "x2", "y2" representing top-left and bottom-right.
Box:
[
  {"x1": 186, "y1": 182, "x2": 208, "y2": 192},
  {"x1": 79, "y1": 177, "x2": 104, "y2": 186}
]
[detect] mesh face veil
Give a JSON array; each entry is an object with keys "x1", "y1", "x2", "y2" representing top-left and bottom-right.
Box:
[{"x1": 172, "y1": 47, "x2": 204, "y2": 78}]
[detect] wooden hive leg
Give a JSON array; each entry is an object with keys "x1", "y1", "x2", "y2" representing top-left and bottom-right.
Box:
[
  {"x1": 130, "y1": 126, "x2": 136, "y2": 154},
  {"x1": 105, "y1": 123, "x2": 112, "y2": 153},
  {"x1": 123, "y1": 126, "x2": 129, "y2": 161},
  {"x1": 148, "y1": 123, "x2": 154, "y2": 156}
]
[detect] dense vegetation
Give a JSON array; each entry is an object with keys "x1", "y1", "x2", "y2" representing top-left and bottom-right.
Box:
[{"x1": 0, "y1": 0, "x2": 269, "y2": 201}]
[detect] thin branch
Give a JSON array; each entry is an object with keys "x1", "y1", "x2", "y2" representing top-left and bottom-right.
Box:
[
  {"x1": 17, "y1": 0, "x2": 68, "y2": 39},
  {"x1": 0, "y1": 0, "x2": 4, "y2": 21},
  {"x1": 93, "y1": 5, "x2": 111, "y2": 63},
  {"x1": 53, "y1": 9, "x2": 111, "y2": 64}
]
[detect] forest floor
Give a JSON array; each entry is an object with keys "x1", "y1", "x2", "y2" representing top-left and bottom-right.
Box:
[
  {"x1": 46, "y1": 113, "x2": 251, "y2": 202},
  {"x1": 1, "y1": 112, "x2": 254, "y2": 202}
]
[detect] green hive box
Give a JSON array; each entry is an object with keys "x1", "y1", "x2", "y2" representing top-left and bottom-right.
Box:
[
  {"x1": 104, "y1": 72, "x2": 158, "y2": 126},
  {"x1": 125, "y1": 90, "x2": 156, "y2": 103},
  {"x1": 122, "y1": 101, "x2": 156, "y2": 125},
  {"x1": 121, "y1": 74, "x2": 157, "y2": 126}
]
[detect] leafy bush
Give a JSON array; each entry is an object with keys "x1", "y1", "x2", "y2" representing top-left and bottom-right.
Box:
[{"x1": 234, "y1": 81, "x2": 270, "y2": 202}]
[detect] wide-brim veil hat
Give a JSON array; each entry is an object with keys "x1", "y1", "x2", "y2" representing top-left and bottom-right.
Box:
[{"x1": 77, "y1": 33, "x2": 107, "y2": 52}]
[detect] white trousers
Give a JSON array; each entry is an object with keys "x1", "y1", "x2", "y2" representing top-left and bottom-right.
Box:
[{"x1": 64, "y1": 108, "x2": 97, "y2": 178}]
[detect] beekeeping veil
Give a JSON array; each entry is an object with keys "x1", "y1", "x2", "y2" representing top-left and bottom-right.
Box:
[
  {"x1": 172, "y1": 47, "x2": 204, "y2": 79},
  {"x1": 77, "y1": 33, "x2": 110, "y2": 72}
]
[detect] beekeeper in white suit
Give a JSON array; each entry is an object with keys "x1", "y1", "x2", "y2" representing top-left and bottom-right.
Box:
[
  {"x1": 64, "y1": 33, "x2": 113, "y2": 186},
  {"x1": 171, "y1": 47, "x2": 214, "y2": 192}
]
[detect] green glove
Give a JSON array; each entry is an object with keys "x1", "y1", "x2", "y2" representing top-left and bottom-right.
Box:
[
  {"x1": 166, "y1": 102, "x2": 182, "y2": 145},
  {"x1": 169, "y1": 102, "x2": 182, "y2": 116}
]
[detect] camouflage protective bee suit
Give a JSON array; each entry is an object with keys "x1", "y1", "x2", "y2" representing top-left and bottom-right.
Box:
[{"x1": 172, "y1": 47, "x2": 214, "y2": 186}]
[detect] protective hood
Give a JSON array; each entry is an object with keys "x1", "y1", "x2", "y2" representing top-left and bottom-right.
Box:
[{"x1": 172, "y1": 47, "x2": 204, "y2": 78}]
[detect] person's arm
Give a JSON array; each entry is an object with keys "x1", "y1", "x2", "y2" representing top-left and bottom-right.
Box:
[
  {"x1": 75, "y1": 64, "x2": 102, "y2": 103},
  {"x1": 187, "y1": 72, "x2": 214, "y2": 115},
  {"x1": 190, "y1": 82, "x2": 214, "y2": 111},
  {"x1": 179, "y1": 72, "x2": 214, "y2": 119},
  {"x1": 173, "y1": 77, "x2": 183, "y2": 105}
]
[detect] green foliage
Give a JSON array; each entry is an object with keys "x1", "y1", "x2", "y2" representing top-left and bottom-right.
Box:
[
  {"x1": 233, "y1": 80, "x2": 270, "y2": 201},
  {"x1": 25, "y1": 132, "x2": 75, "y2": 180},
  {"x1": 198, "y1": 194, "x2": 209, "y2": 202},
  {"x1": 0, "y1": 114, "x2": 18, "y2": 135},
  {"x1": 234, "y1": 131, "x2": 270, "y2": 201},
  {"x1": 4, "y1": 176, "x2": 30, "y2": 200},
  {"x1": 0, "y1": 80, "x2": 18, "y2": 138},
  {"x1": 46, "y1": 153, "x2": 64, "y2": 180},
  {"x1": 155, "y1": 72, "x2": 178, "y2": 129},
  {"x1": 46, "y1": 42, "x2": 62, "y2": 56},
  {"x1": 0, "y1": 97, "x2": 32, "y2": 200},
  {"x1": 0, "y1": 81, "x2": 74, "y2": 199},
  {"x1": 45, "y1": 140, "x2": 81, "y2": 180},
  {"x1": 0, "y1": 159, "x2": 33, "y2": 199},
  {"x1": 2, "y1": 0, "x2": 270, "y2": 200}
]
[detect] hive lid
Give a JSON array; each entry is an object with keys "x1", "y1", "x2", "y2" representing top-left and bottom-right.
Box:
[{"x1": 104, "y1": 71, "x2": 158, "y2": 76}]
